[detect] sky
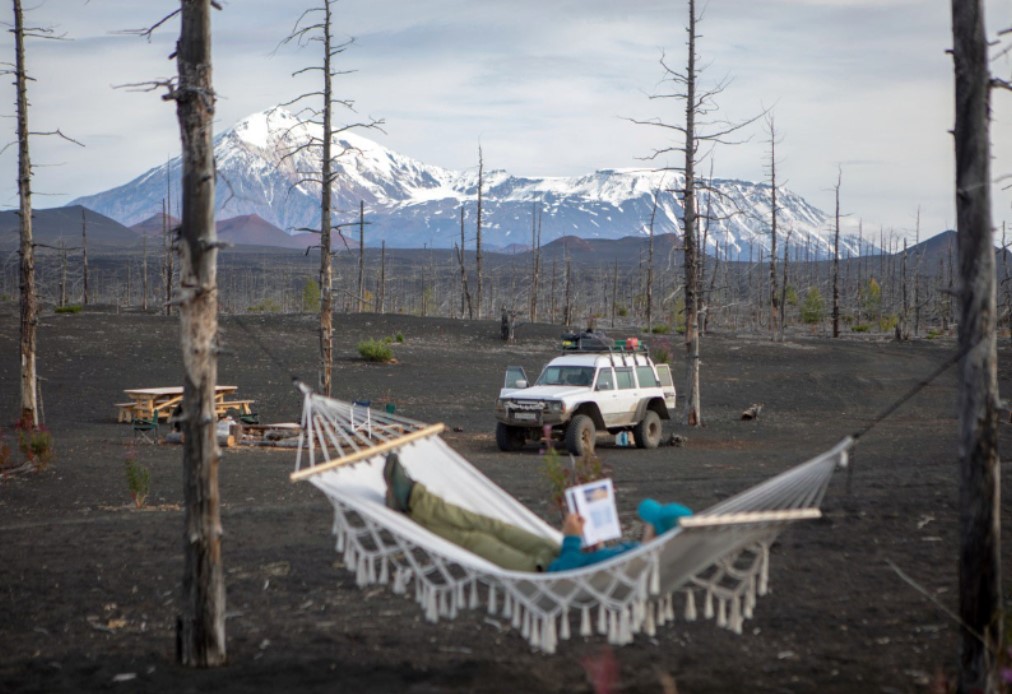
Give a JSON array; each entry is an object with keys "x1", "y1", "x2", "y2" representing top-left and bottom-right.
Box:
[{"x1": 3, "y1": 0, "x2": 1012, "y2": 245}]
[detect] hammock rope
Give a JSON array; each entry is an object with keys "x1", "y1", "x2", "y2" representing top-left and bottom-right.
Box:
[{"x1": 291, "y1": 386, "x2": 850, "y2": 653}]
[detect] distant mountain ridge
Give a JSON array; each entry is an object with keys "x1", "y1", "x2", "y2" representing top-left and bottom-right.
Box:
[{"x1": 70, "y1": 107, "x2": 861, "y2": 259}]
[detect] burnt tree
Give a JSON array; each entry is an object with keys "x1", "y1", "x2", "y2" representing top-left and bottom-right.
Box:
[
  {"x1": 950, "y1": 0, "x2": 1003, "y2": 690},
  {"x1": 173, "y1": 0, "x2": 226, "y2": 667},
  {"x1": 278, "y1": 0, "x2": 382, "y2": 394},
  {"x1": 12, "y1": 0, "x2": 37, "y2": 427}
]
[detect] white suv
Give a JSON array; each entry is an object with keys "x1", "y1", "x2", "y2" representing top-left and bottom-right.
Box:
[{"x1": 494, "y1": 347, "x2": 676, "y2": 455}]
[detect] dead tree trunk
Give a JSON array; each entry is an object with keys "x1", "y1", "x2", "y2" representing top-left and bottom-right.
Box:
[
  {"x1": 530, "y1": 201, "x2": 541, "y2": 322},
  {"x1": 357, "y1": 200, "x2": 365, "y2": 313},
  {"x1": 316, "y1": 2, "x2": 335, "y2": 396},
  {"x1": 766, "y1": 113, "x2": 780, "y2": 341},
  {"x1": 951, "y1": 1, "x2": 1003, "y2": 690},
  {"x1": 682, "y1": 0, "x2": 702, "y2": 426},
  {"x1": 163, "y1": 198, "x2": 174, "y2": 316},
  {"x1": 14, "y1": 0, "x2": 38, "y2": 428},
  {"x1": 456, "y1": 204, "x2": 473, "y2": 319},
  {"x1": 81, "y1": 208, "x2": 89, "y2": 306},
  {"x1": 377, "y1": 240, "x2": 386, "y2": 313},
  {"x1": 831, "y1": 168, "x2": 842, "y2": 338},
  {"x1": 645, "y1": 190, "x2": 658, "y2": 333},
  {"x1": 174, "y1": 0, "x2": 226, "y2": 668},
  {"x1": 475, "y1": 145, "x2": 484, "y2": 320},
  {"x1": 142, "y1": 232, "x2": 149, "y2": 311}
]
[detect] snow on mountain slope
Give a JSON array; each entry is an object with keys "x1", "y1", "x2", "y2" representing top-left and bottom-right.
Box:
[{"x1": 70, "y1": 107, "x2": 862, "y2": 260}]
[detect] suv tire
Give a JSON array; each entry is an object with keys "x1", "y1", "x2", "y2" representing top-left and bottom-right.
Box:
[
  {"x1": 565, "y1": 414, "x2": 596, "y2": 456},
  {"x1": 495, "y1": 422, "x2": 526, "y2": 452},
  {"x1": 633, "y1": 410, "x2": 662, "y2": 449}
]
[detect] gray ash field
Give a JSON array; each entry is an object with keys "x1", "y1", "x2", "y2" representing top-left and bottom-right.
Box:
[{"x1": 0, "y1": 307, "x2": 1009, "y2": 693}]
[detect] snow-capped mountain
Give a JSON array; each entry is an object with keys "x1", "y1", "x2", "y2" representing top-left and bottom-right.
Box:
[{"x1": 70, "y1": 107, "x2": 862, "y2": 260}]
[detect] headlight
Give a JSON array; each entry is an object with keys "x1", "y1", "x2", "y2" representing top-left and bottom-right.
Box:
[{"x1": 546, "y1": 401, "x2": 563, "y2": 413}]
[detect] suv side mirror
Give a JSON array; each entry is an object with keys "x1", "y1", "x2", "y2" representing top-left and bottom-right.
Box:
[{"x1": 515, "y1": 379, "x2": 528, "y2": 389}]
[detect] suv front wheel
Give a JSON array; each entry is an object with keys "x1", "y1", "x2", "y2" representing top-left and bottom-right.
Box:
[
  {"x1": 495, "y1": 422, "x2": 526, "y2": 452},
  {"x1": 564, "y1": 414, "x2": 596, "y2": 456},
  {"x1": 633, "y1": 410, "x2": 663, "y2": 449}
]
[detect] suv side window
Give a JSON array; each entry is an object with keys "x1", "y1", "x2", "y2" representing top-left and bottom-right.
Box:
[
  {"x1": 636, "y1": 365, "x2": 659, "y2": 388},
  {"x1": 595, "y1": 368, "x2": 615, "y2": 391},
  {"x1": 615, "y1": 368, "x2": 635, "y2": 389}
]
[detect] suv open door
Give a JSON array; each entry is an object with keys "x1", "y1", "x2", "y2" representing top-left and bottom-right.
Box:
[
  {"x1": 655, "y1": 363, "x2": 677, "y2": 411},
  {"x1": 503, "y1": 366, "x2": 528, "y2": 390}
]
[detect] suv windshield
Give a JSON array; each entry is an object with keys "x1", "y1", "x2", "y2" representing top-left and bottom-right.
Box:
[{"x1": 536, "y1": 365, "x2": 595, "y2": 387}]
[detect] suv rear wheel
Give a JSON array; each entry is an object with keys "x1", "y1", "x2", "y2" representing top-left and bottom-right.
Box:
[
  {"x1": 495, "y1": 422, "x2": 526, "y2": 451},
  {"x1": 564, "y1": 414, "x2": 596, "y2": 456},
  {"x1": 633, "y1": 410, "x2": 662, "y2": 449}
]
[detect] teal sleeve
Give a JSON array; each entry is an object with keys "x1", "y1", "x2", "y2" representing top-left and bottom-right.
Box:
[{"x1": 547, "y1": 537, "x2": 639, "y2": 572}]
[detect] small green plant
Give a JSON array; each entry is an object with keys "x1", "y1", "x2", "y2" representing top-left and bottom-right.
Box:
[
  {"x1": 801, "y1": 287, "x2": 825, "y2": 325},
  {"x1": 124, "y1": 448, "x2": 150, "y2": 509},
  {"x1": 395, "y1": 332, "x2": 405, "y2": 343},
  {"x1": 672, "y1": 297, "x2": 687, "y2": 333},
  {"x1": 784, "y1": 285, "x2": 799, "y2": 307},
  {"x1": 301, "y1": 278, "x2": 320, "y2": 312},
  {"x1": 543, "y1": 447, "x2": 611, "y2": 516},
  {"x1": 616, "y1": 306, "x2": 628, "y2": 317},
  {"x1": 358, "y1": 338, "x2": 395, "y2": 363},
  {"x1": 55, "y1": 304, "x2": 83, "y2": 314},
  {"x1": 0, "y1": 430, "x2": 13, "y2": 473},
  {"x1": 926, "y1": 328, "x2": 942, "y2": 339},
  {"x1": 246, "y1": 298, "x2": 281, "y2": 313},
  {"x1": 650, "y1": 324, "x2": 671, "y2": 334},
  {"x1": 851, "y1": 323, "x2": 871, "y2": 333},
  {"x1": 879, "y1": 314, "x2": 899, "y2": 333},
  {"x1": 652, "y1": 346, "x2": 670, "y2": 364},
  {"x1": 16, "y1": 422, "x2": 54, "y2": 472}
]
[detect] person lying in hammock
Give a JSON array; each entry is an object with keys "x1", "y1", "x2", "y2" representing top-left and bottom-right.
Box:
[{"x1": 383, "y1": 453, "x2": 692, "y2": 573}]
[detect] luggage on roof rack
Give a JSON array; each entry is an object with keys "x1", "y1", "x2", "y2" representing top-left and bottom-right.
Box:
[
  {"x1": 560, "y1": 330, "x2": 649, "y2": 354},
  {"x1": 561, "y1": 330, "x2": 611, "y2": 351}
]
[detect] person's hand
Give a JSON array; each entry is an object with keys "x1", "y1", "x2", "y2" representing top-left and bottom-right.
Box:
[{"x1": 562, "y1": 513, "x2": 584, "y2": 537}]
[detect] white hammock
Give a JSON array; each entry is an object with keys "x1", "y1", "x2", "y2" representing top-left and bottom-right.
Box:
[{"x1": 290, "y1": 386, "x2": 850, "y2": 653}]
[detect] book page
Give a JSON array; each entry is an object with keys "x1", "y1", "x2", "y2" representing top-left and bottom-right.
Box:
[{"x1": 564, "y1": 478, "x2": 621, "y2": 546}]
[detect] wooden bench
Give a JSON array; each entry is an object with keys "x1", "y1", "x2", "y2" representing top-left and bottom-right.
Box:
[
  {"x1": 216, "y1": 400, "x2": 256, "y2": 416},
  {"x1": 116, "y1": 403, "x2": 139, "y2": 423}
]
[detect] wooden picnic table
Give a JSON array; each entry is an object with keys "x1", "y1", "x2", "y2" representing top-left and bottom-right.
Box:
[{"x1": 116, "y1": 385, "x2": 254, "y2": 423}]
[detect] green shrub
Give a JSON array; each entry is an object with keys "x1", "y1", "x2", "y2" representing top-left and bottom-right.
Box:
[
  {"x1": 543, "y1": 447, "x2": 611, "y2": 515},
  {"x1": 879, "y1": 314, "x2": 899, "y2": 333},
  {"x1": 651, "y1": 324, "x2": 671, "y2": 334},
  {"x1": 0, "y1": 431, "x2": 13, "y2": 472},
  {"x1": 301, "y1": 278, "x2": 320, "y2": 312},
  {"x1": 358, "y1": 338, "x2": 395, "y2": 363},
  {"x1": 55, "y1": 304, "x2": 83, "y2": 314},
  {"x1": 16, "y1": 423, "x2": 54, "y2": 472},
  {"x1": 616, "y1": 306, "x2": 628, "y2": 317},
  {"x1": 851, "y1": 324, "x2": 870, "y2": 333},
  {"x1": 124, "y1": 450, "x2": 150, "y2": 509},
  {"x1": 784, "y1": 285, "x2": 799, "y2": 307},
  {"x1": 801, "y1": 287, "x2": 825, "y2": 324},
  {"x1": 395, "y1": 332, "x2": 405, "y2": 343},
  {"x1": 652, "y1": 347, "x2": 670, "y2": 364},
  {"x1": 247, "y1": 299, "x2": 281, "y2": 313}
]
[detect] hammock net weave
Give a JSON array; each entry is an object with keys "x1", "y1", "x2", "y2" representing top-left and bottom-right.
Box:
[{"x1": 291, "y1": 386, "x2": 849, "y2": 653}]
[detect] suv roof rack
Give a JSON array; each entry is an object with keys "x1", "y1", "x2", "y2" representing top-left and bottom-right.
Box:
[{"x1": 560, "y1": 331, "x2": 649, "y2": 355}]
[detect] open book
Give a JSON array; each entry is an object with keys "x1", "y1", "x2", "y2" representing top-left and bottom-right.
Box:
[{"x1": 564, "y1": 478, "x2": 621, "y2": 546}]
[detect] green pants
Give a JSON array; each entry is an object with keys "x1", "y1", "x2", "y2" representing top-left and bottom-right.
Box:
[{"x1": 409, "y1": 483, "x2": 561, "y2": 572}]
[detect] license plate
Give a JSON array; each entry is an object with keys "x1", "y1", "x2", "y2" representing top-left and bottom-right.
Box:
[{"x1": 512, "y1": 411, "x2": 538, "y2": 422}]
